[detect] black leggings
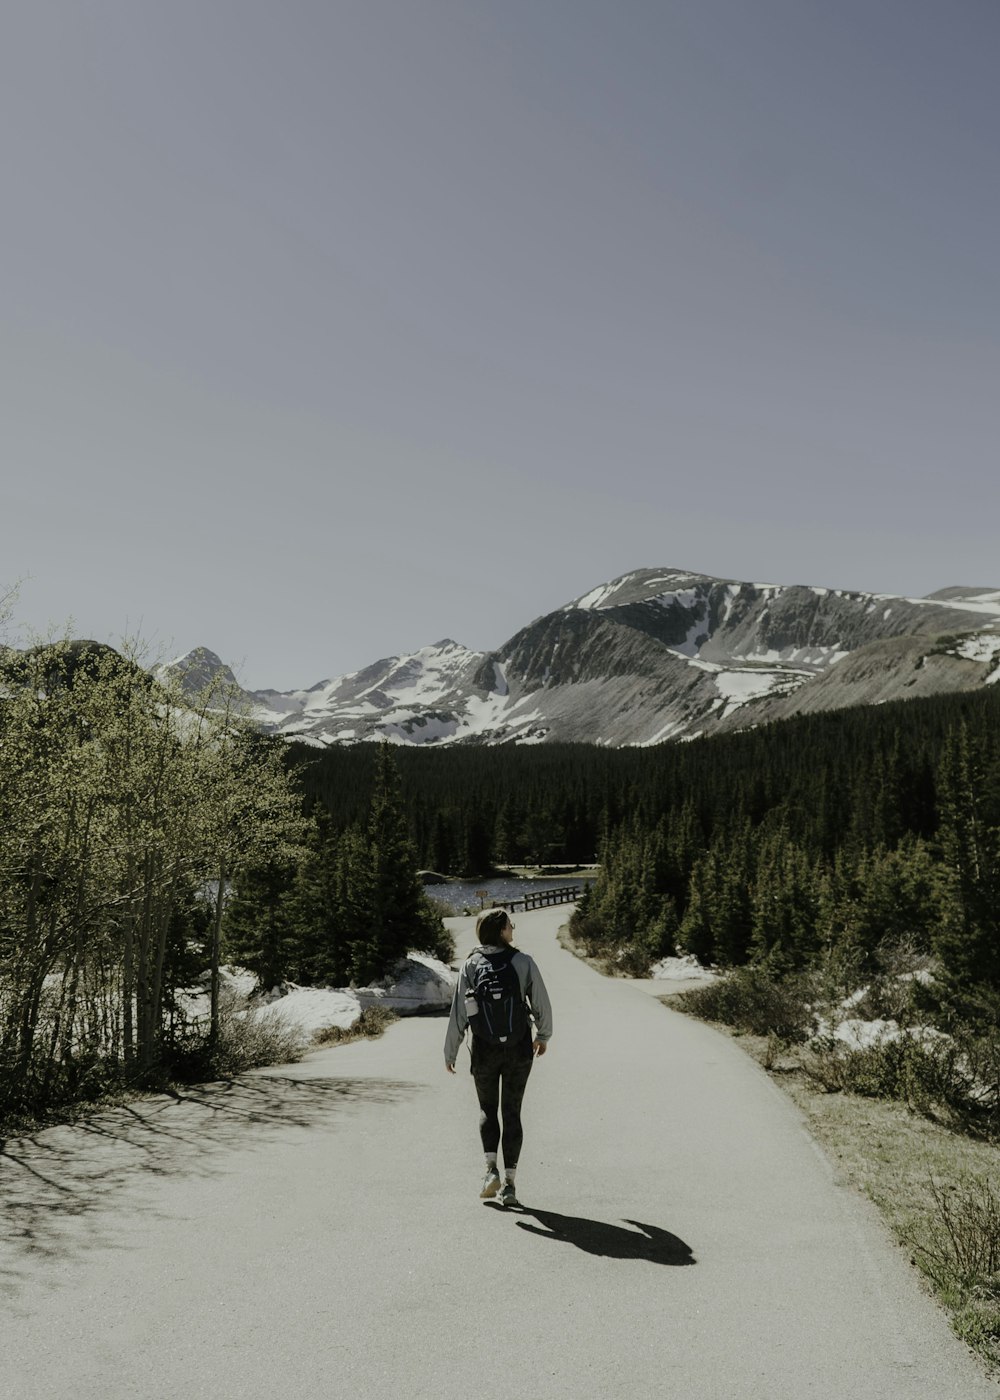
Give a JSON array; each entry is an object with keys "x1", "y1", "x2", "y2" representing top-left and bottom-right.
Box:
[{"x1": 471, "y1": 1034, "x2": 534, "y2": 1168}]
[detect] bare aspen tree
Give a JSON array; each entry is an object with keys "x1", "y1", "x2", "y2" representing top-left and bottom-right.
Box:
[{"x1": 0, "y1": 628, "x2": 304, "y2": 1116}]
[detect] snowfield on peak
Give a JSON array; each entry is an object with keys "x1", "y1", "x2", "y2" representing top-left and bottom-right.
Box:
[
  {"x1": 714, "y1": 669, "x2": 803, "y2": 708},
  {"x1": 566, "y1": 568, "x2": 715, "y2": 612}
]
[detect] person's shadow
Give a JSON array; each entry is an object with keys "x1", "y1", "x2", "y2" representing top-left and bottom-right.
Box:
[{"x1": 490, "y1": 1205, "x2": 695, "y2": 1265}]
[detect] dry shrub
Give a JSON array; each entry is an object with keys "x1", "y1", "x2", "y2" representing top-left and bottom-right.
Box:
[
  {"x1": 676, "y1": 966, "x2": 814, "y2": 1041},
  {"x1": 941, "y1": 1031, "x2": 1000, "y2": 1136},
  {"x1": 799, "y1": 1035, "x2": 950, "y2": 1109},
  {"x1": 799, "y1": 1030, "x2": 1000, "y2": 1142},
  {"x1": 905, "y1": 1174, "x2": 1000, "y2": 1360},
  {"x1": 173, "y1": 987, "x2": 307, "y2": 1080},
  {"x1": 914, "y1": 1175, "x2": 1000, "y2": 1289},
  {"x1": 313, "y1": 1004, "x2": 398, "y2": 1046}
]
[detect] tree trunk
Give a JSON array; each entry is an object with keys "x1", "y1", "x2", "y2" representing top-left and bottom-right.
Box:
[
  {"x1": 210, "y1": 858, "x2": 226, "y2": 1049},
  {"x1": 122, "y1": 858, "x2": 136, "y2": 1064}
]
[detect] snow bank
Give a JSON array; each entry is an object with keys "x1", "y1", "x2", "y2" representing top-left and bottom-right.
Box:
[
  {"x1": 649, "y1": 954, "x2": 718, "y2": 983},
  {"x1": 176, "y1": 955, "x2": 457, "y2": 1041},
  {"x1": 261, "y1": 952, "x2": 457, "y2": 1037},
  {"x1": 175, "y1": 966, "x2": 259, "y2": 1019},
  {"x1": 827, "y1": 1017, "x2": 903, "y2": 1051},
  {"x1": 807, "y1": 970, "x2": 945, "y2": 1050},
  {"x1": 260, "y1": 985, "x2": 364, "y2": 1034},
  {"x1": 357, "y1": 952, "x2": 457, "y2": 1015}
]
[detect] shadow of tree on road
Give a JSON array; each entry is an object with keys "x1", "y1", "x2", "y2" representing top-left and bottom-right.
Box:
[
  {"x1": 0, "y1": 1074, "x2": 417, "y2": 1297},
  {"x1": 506, "y1": 1207, "x2": 695, "y2": 1265}
]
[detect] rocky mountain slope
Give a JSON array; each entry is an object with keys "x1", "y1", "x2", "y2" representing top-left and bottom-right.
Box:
[{"x1": 170, "y1": 569, "x2": 1000, "y2": 747}]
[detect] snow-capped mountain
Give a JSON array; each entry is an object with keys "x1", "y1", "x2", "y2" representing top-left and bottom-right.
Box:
[{"x1": 169, "y1": 568, "x2": 1000, "y2": 748}]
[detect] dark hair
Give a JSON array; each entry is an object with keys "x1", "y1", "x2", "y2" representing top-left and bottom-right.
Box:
[{"x1": 476, "y1": 908, "x2": 511, "y2": 946}]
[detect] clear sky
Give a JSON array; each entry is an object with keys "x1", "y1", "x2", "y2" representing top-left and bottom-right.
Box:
[{"x1": 2, "y1": 1, "x2": 998, "y2": 689}]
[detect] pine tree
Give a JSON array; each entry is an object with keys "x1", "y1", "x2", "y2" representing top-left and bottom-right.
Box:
[
  {"x1": 750, "y1": 829, "x2": 820, "y2": 972},
  {"x1": 849, "y1": 837, "x2": 945, "y2": 963},
  {"x1": 711, "y1": 821, "x2": 754, "y2": 966},
  {"x1": 677, "y1": 848, "x2": 717, "y2": 963},
  {"x1": 224, "y1": 851, "x2": 302, "y2": 989},
  {"x1": 666, "y1": 800, "x2": 703, "y2": 914},
  {"x1": 493, "y1": 803, "x2": 515, "y2": 868},
  {"x1": 352, "y1": 745, "x2": 443, "y2": 984},
  {"x1": 461, "y1": 812, "x2": 495, "y2": 877},
  {"x1": 287, "y1": 812, "x2": 354, "y2": 984},
  {"x1": 933, "y1": 724, "x2": 1000, "y2": 1020},
  {"x1": 430, "y1": 808, "x2": 457, "y2": 874}
]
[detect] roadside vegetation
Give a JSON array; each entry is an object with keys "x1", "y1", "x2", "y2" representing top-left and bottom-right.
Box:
[
  {"x1": 0, "y1": 620, "x2": 449, "y2": 1132},
  {"x1": 554, "y1": 684, "x2": 1000, "y2": 1370},
  {"x1": 673, "y1": 965, "x2": 1000, "y2": 1369},
  {"x1": 312, "y1": 1004, "x2": 398, "y2": 1047}
]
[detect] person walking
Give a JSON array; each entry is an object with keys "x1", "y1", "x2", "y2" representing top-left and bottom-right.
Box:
[{"x1": 444, "y1": 908, "x2": 553, "y2": 1207}]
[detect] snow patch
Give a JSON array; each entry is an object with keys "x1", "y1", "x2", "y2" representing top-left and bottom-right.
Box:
[
  {"x1": 903, "y1": 594, "x2": 1000, "y2": 618},
  {"x1": 636, "y1": 718, "x2": 689, "y2": 746},
  {"x1": 651, "y1": 590, "x2": 709, "y2": 656},
  {"x1": 378, "y1": 714, "x2": 461, "y2": 744},
  {"x1": 952, "y1": 633, "x2": 1000, "y2": 666},
  {"x1": 573, "y1": 582, "x2": 619, "y2": 610},
  {"x1": 687, "y1": 656, "x2": 724, "y2": 673},
  {"x1": 714, "y1": 670, "x2": 792, "y2": 707},
  {"x1": 261, "y1": 985, "x2": 364, "y2": 1033},
  {"x1": 649, "y1": 954, "x2": 717, "y2": 982},
  {"x1": 743, "y1": 645, "x2": 847, "y2": 668},
  {"x1": 569, "y1": 570, "x2": 697, "y2": 612},
  {"x1": 261, "y1": 953, "x2": 457, "y2": 1035},
  {"x1": 814, "y1": 1018, "x2": 951, "y2": 1052}
]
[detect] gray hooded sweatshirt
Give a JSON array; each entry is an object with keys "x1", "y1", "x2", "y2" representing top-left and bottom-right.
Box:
[{"x1": 443, "y1": 944, "x2": 553, "y2": 1067}]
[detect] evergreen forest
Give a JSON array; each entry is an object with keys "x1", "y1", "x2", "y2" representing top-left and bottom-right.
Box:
[
  {"x1": 6, "y1": 629, "x2": 999, "y2": 1129},
  {"x1": 292, "y1": 685, "x2": 1000, "y2": 1017}
]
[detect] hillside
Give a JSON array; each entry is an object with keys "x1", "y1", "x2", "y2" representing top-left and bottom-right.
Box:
[{"x1": 168, "y1": 568, "x2": 1000, "y2": 746}]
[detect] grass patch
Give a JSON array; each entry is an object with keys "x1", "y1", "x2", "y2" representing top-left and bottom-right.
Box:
[{"x1": 313, "y1": 1004, "x2": 399, "y2": 1046}]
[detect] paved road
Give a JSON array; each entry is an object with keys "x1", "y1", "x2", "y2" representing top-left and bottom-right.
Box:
[{"x1": 2, "y1": 908, "x2": 996, "y2": 1399}]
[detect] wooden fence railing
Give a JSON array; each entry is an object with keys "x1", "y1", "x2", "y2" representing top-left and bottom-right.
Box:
[{"x1": 489, "y1": 885, "x2": 582, "y2": 913}]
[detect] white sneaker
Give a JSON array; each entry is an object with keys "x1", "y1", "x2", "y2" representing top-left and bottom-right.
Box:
[
  {"x1": 499, "y1": 1179, "x2": 518, "y2": 1207},
  {"x1": 480, "y1": 1166, "x2": 501, "y2": 1199}
]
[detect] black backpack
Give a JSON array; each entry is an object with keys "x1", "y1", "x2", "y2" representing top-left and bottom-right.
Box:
[{"x1": 468, "y1": 947, "x2": 530, "y2": 1045}]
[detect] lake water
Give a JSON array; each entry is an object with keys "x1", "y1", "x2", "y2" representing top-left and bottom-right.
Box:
[{"x1": 422, "y1": 874, "x2": 587, "y2": 915}]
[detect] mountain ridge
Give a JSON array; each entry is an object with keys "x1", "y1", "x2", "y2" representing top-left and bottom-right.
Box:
[{"x1": 168, "y1": 566, "x2": 1000, "y2": 748}]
